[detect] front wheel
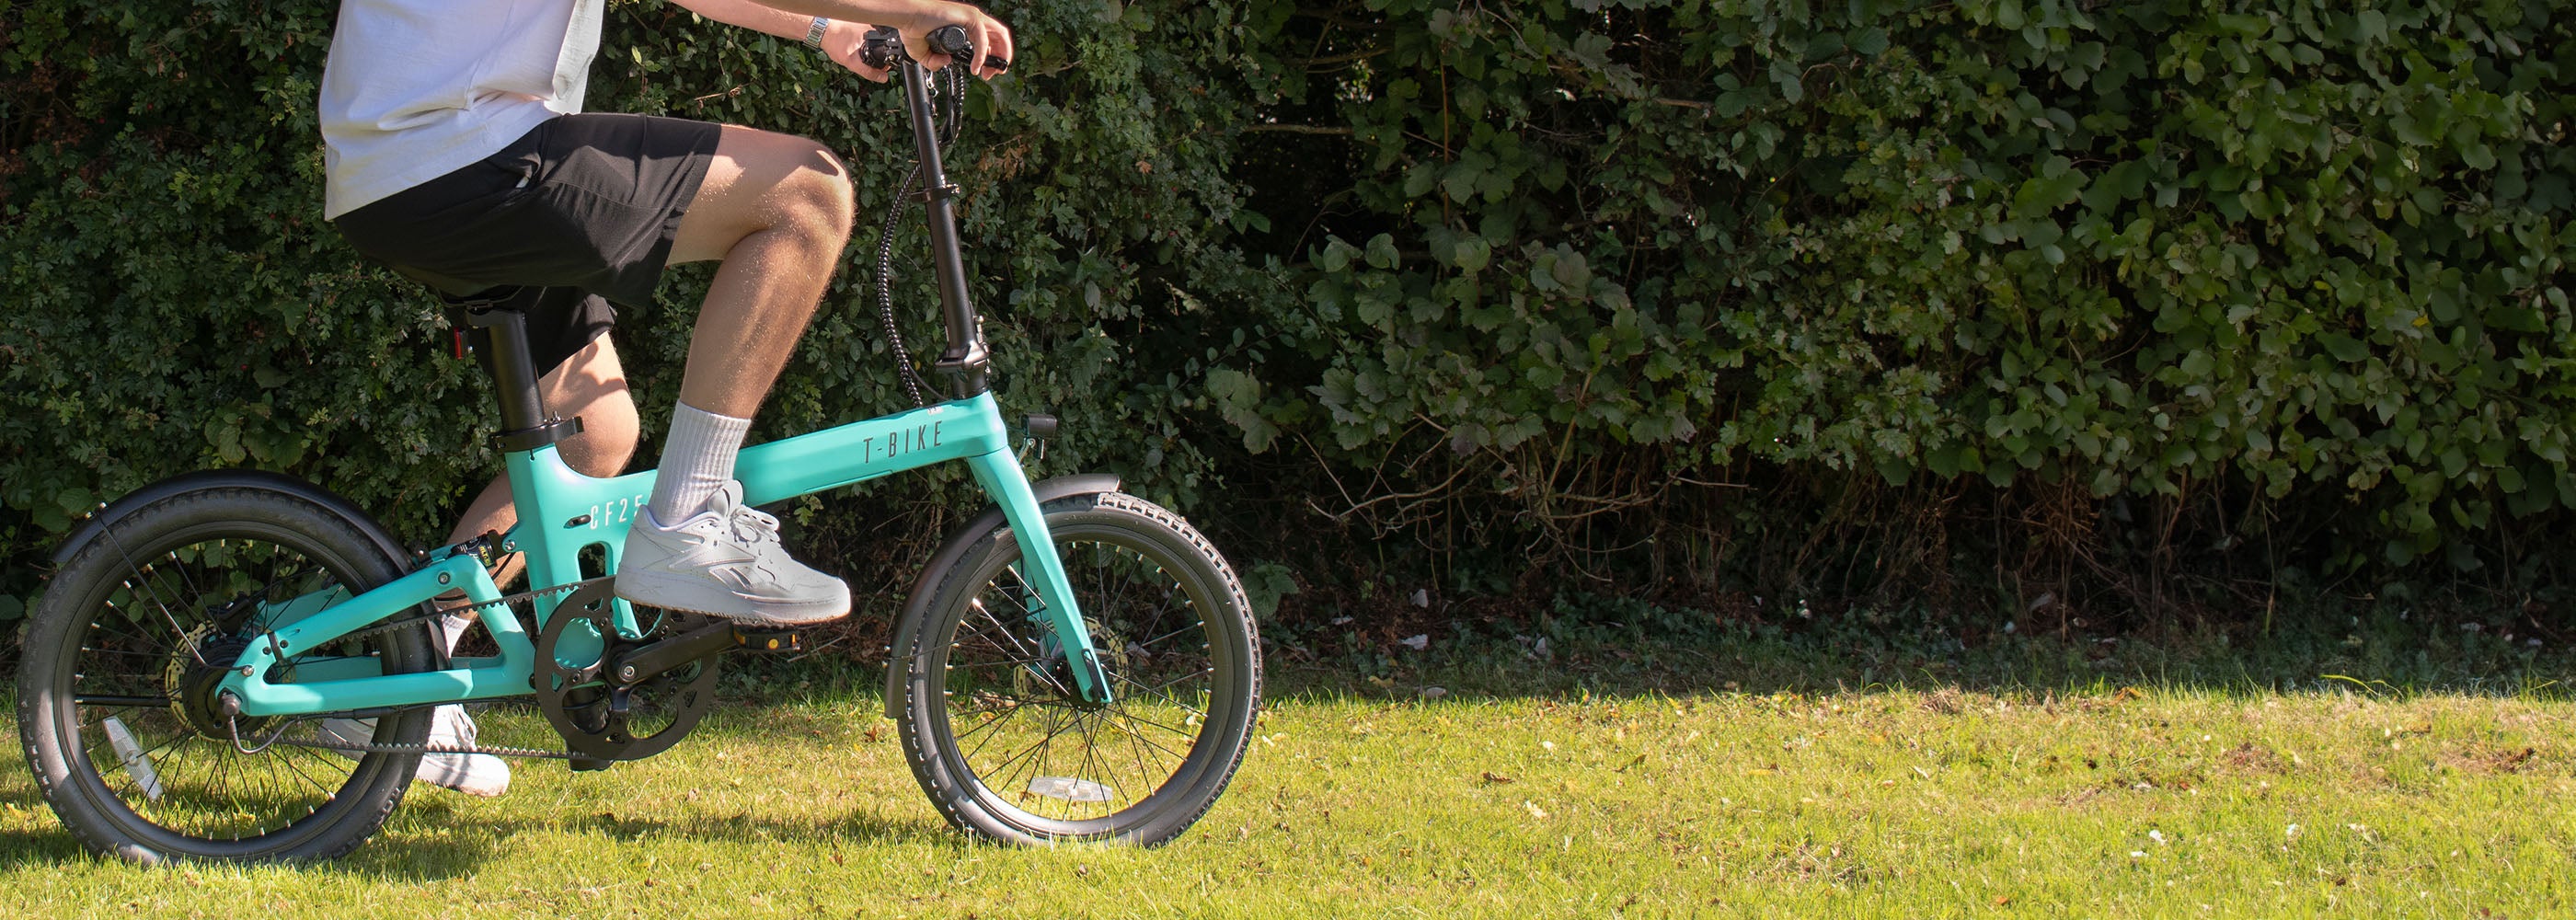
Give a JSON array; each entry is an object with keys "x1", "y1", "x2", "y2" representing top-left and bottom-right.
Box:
[{"x1": 898, "y1": 491, "x2": 1261, "y2": 845}]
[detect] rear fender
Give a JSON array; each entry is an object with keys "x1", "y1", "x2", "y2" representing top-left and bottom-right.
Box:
[{"x1": 51, "y1": 469, "x2": 409, "y2": 569}]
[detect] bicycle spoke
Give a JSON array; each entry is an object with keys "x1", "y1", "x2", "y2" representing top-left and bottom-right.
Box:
[
  {"x1": 968, "y1": 589, "x2": 1049, "y2": 669},
  {"x1": 1098, "y1": 710, "x2": 1194, "y2": 762},
  {"x1": 1109, "y1": 668, "x2": 1210, "y2": 719},
  {"x1": 72, "y1": 695, "x2": 171, "y2": 708},
  {"x1": 947, "y1": 654, "x2": 1055, "y2": 672},
  {"x1": 978, "y1": 709, "x2": 1074, "y2": 788},
  {"x1": 1131, "y1": 620, "x2": 1203, "y2": 657}
]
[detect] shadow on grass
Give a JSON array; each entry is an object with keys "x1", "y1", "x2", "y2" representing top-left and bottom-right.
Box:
[
  {"x1": 573, "y1": 803, "x2": 960, "y2": 849},
  {"x1": 0, "y1": 755, "x2": 962, "y2": 876},
  {"x1": 0, "y1": 793, "x2": 962, "y2": 877},
  {"x1": 327, "y1": 792, "x2": 962, "y2": 879},
  {"x1": 0, "y1": 779, "x2": 92, "y2": 867}
]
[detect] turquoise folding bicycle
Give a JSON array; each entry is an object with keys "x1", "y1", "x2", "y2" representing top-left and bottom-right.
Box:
[{"x1": 15, "y1": 28, "x2": 1261, "y2": 863}]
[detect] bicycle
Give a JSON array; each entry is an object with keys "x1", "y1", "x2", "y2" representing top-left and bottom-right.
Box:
[{"x1": 15, "y1": 27, "x2": 1261, "y2": 863}]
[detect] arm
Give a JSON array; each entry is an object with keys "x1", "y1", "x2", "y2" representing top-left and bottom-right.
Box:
[{"x1": 665, "y1": 0, "x2": 1012, "y2": 81}]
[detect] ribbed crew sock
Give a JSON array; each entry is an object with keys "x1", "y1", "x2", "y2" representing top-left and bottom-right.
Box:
[{"x1": 648, "y1": 401, "x2": 753, "y2": 526}]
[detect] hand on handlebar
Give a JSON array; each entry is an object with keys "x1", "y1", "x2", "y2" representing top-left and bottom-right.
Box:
[
  {"x1": 819, "y1": 19, "x2": 893, "y2": 83},
  {"x1": 859, "y1": 2, "x2": 1013, "y2": 78}
]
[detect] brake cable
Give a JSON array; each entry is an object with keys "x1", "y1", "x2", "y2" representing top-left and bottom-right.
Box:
[{"x1": 869, "y1": 45, "x2": 971, "y2": 408}]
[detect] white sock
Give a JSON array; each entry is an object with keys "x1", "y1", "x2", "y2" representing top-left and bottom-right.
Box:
[{"x1": 648, "y1": 402, "x2": 752, "y2": 525}]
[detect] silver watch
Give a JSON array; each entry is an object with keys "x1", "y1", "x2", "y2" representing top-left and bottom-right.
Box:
[{"x1": 803, "y1": 16, "x2": 830, "y2": 50}]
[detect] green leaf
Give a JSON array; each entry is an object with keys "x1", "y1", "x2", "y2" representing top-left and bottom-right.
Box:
[
  {"x1": 1452, "y1": 236, "x2": 1491, "y2": 272},
  {"x1": 1994, "y1": 0, "x2": 2028, "y2": 29},
  {"x1": 1318, "y1": 237, "x2": 1355, "y2": 272},
  {"x1": 1849, "y1": 28, "x2": 1890, "y2": 56},
  {"x1": 1364, "y1": 233, "x2": 1399, "y2": 270}
]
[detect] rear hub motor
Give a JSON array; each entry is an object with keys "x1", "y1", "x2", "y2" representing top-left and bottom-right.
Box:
[{"x1": 163, "y1": 624, "x2": 274, "y2": 741}]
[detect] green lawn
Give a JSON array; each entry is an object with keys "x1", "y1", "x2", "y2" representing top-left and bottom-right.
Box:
[{"x1": 4, "y1": 676, "x2": 2571, "y2": 917}]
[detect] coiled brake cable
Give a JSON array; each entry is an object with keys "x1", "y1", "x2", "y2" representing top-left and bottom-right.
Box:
[{"x1": 867, "y1": 35, "x2": 972, "y2": 408}]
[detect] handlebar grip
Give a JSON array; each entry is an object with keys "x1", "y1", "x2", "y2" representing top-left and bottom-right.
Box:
[{"x1": 928, "y1": 25, "x2": 973, "y2": 59}]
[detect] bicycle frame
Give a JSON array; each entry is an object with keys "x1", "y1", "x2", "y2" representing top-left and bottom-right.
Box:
[{"x1": 213, "y1": 52, "x2": 1110, "y2": 719}]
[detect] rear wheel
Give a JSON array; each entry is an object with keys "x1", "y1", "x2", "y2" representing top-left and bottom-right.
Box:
[
  {"x1": 898, "y1": 491, "x2": 1260, "y2": 845},
  {"x1": 17, "y1": 485, "x2": 435, "y2": 863}
]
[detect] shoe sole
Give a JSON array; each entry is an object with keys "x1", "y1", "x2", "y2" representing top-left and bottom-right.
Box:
[
  {"x1": 316, "y1": 717, "x2": 510, "y2": 797},
  {"x1": 412, "y1": 756, "x2": 510, "y2": 798},
  {"x1": 613, "y1": 569, "x2": 852, "y2": 626}
]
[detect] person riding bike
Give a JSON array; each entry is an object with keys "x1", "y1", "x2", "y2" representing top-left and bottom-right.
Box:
[{"x1": 316, "y1": 0, "x2": 1011, "y2": 797}]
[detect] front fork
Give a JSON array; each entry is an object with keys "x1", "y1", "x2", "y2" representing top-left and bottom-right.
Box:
[{"x1": 965, "y1": 449, "x2": 1113, "y2": 705}]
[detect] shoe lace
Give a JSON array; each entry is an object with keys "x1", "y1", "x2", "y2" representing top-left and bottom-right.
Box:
[{"x1": 725, "y1": 502, "x2": 784, "y2": 547}]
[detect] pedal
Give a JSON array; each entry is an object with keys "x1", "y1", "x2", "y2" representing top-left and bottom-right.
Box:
[
  {"x1": 731, "y1": 627, "x2": 805, "y2": 654},
  {"x1": 569, "y1": 756, "x2": 615, "y2": 773}
]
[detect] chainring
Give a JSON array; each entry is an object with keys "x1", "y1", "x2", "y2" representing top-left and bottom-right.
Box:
[{"x1": 532, "y1": 579, "x2": 724, "y2": 761}]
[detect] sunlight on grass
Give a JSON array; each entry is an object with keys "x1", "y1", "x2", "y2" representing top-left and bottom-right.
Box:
[{"x1": 4, "y1": 687, "x2": 2571, "y2": 916}]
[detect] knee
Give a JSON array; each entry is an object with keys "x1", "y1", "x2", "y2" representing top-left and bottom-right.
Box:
[
  {"x1": 780, "y1": 141, "x2": 854, "y2": 243},
  {"x1": 561, "y1": 391, "x2": 640, "y2": 478}
]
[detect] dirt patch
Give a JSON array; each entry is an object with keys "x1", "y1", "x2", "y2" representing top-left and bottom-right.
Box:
[
  {"x1": 2221, "y1": 742, "x2": 2285, "y2": 774},
  {"x1": 2443, "y1": 743, "x2": 2541, "y2": 776}
]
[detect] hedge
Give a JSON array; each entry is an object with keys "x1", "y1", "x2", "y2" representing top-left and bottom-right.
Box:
[{"x1": 4, "y1": 0, "x2": 2571, "y2": 632}]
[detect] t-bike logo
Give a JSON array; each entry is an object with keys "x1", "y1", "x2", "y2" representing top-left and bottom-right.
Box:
[
  {"x1": 577, "y1": 422, "x2": 942, "y2": 530},
  {"x1": 864, "y1": 421, "x2": 945, "y2": 463}
]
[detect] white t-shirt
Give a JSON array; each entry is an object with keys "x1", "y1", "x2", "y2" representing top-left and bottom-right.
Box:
[{"x1": 317, "y1": 0, "x2": 606, "y2": 219}]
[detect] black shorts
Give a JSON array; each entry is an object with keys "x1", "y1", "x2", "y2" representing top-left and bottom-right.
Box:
[{"x1": 334, "y1": 113, "x2": 723, "y2": 374}]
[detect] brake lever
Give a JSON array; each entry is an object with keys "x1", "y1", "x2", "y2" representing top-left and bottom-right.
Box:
[{"x1": 860, "y1": 26, "x2": 903, "y2": 71}]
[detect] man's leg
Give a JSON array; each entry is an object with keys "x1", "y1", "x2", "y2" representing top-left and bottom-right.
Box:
[
  {"x1": 615, "y1": 124, "x2": 857, "y2": 625},
  {"x1": 665, "y1": 124, "x2": 855, "y2": 415},
  {"x1": 385, "y1": 336, "x2": 638, "y2": 799},
  {"x1": 442, "y1": 335, "x2": 643, "y2": 588}
]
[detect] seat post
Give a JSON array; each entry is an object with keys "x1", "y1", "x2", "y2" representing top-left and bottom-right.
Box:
[
  {"x1": 461, "y1": 301, "x2": 582, "y2": 453},
  {"x1": 468, "y1": 307, "x2": 547, "y2": 433}
]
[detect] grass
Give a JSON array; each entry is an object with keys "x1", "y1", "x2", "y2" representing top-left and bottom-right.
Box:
[{"x1": 5, "y1": 613, "x2": 2576, "y2": 917}]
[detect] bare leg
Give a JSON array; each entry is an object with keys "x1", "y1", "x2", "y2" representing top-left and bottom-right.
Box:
[
  {"x1": 610, "y1": 123, "x2": 857, "y2": 625},
  {"x1": 443, "y1": 335, "x2": 641, "y2": 584},
  {"x1": 404, "y1": 339, "x2": 637, "y2": 799},
  {"x1": 665, "y1": 123, "x2": 856, "y2": 416}
]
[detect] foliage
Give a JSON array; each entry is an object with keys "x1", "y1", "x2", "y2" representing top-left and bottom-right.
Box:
[
  {"x1": 0, "y1": 0, "x2": 1279, "y2": 621},
  {"x1": 1223, "y1": 0, "x2": 2574, "y2": 594},
  {"x1": 4, "y1": 0, "x2": 2574, "y2": 636}
]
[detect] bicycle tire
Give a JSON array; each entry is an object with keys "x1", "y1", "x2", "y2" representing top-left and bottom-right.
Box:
[
  {"x1": 896, "y1": 490, "x2": 1260, "y2": 845},
  {"x1": 17, "y1": 481, "x2": 436, "y2": 863}
]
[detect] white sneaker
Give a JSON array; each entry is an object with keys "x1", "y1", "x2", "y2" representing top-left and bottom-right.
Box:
[
  {"x1": 317, "y1": 705, "x2": 511, "y2": 798},
  {"x1": 615, "y1": 481, "x2": 851, "y2": 626}
]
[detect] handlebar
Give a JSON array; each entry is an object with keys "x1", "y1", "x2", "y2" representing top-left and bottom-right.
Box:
[
  {"x1": 857, "y1": 23, "x2": 996, "y2": 398},
  {"x1": 860, "y1": 25, "x2": 1010, "y2": 74}
]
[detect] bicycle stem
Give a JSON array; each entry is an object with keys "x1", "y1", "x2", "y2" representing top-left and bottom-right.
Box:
[{"x1": 894, "y1": 56, "x2": 990, "y2": 398}]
